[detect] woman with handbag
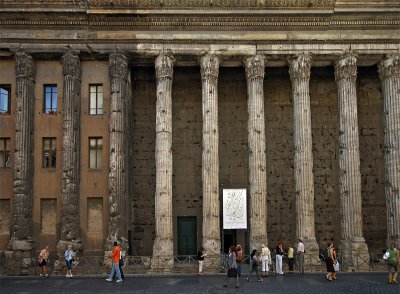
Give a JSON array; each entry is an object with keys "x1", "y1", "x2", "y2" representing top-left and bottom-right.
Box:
[
  {"x1": 386, "y1": 241, "x2": 399, "y2": 284},
  {"x1": 223, "y1": 245, "x2": 239, "y2": 288}
]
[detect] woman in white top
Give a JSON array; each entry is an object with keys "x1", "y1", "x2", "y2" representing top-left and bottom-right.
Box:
[{"x1": 261, "y1": 244, "x2": 272, "y2": 277}]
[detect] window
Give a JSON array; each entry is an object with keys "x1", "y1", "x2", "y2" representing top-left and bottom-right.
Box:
[
  {"x1": 0, "y1": 138, "x2": 10, "y2": 168},
  {"x1": 89, "y1": 84, "x2": 103, "y2": 115},
  {"x1": 42, "y1": 138, "x2": 56, "y2": 168},
  {"x1": 0, "y1": 85, "x2": 11, "y2": 114},
  {"x1": 44, "y1": 85, "x2": 57, "y2": 114},
  {"x1": 89, "y1": 137, "x2": 103, "y2": 169}
]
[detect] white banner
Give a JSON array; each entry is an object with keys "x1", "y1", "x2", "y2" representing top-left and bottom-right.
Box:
[{"x1": 222, "y1": 189, "x2": 247, "y2": 229}]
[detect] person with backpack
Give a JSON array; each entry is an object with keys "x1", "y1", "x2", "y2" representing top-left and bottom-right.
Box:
[
  {"x1": 246, "y1": 249, "x2": 263, "y2": 282},
  {"x1": 386, "y1": 241, "x2": 399, "y2": 284}
]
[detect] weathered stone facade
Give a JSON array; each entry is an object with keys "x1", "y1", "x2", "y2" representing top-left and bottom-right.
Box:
[{"x1": 0, "y1": 0, "x2": 399, "y2": 274}]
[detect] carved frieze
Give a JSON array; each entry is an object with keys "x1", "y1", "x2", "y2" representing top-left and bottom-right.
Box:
[
  {"x1": 15, "y1": 51, "x2": 35, "y2": 80},
  {"x1": 87, "y1": 0, "x2": 335, "y2": 8},
  {"x1": 288, "y1": 53, "x2": 312, "y2": 81},
  {"x1": 155, "y1": 52, "x2": 174, "y2": 79},
  {"x1": 109, "y1": 51, "x2": 128, "y2": 80},
  {"x1": 244, "y1": 55, "x2": 265, "y2": 80},
  {"x1": 334, "y1": 50, "x2": 358, "y2": 81},
  {"x1": 200, "y1": 53, "x2": 219, "y2": 81},
  {"x1": 378, "y1": 54, "x2": 400, "y2": 80}
]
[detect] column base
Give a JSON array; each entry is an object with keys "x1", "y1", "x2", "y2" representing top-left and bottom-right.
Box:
[
  {"x1": 302, "y1": 239, "x2": 321, "y2": 269},
  {"x1": 5, "y1": 239, "x2": 34, "y2": 275},
  {"x1": 386, "y1": 237, "x2": 400, "y2": 249},
  {"x1": 149, "y1": 256, "x2": 174, "y2": 273},
  {"x1": 54, "y1": 240, "x2": 83, "y2": 273},
  {"x1": 204, "y1": 255, "x2": 223, "y2": 272},
  {"x1": 340, "y1": 238, "x2": 369, "y2": 272}
]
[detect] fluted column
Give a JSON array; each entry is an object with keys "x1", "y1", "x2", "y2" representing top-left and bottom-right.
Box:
[
  {"x1": 106, "y1": 52, "x2": 129, "y2": 249},
  {"x1": 335, "y1": 51, "x2": 368, "y2": 269},
  {"x1": 288, "y1": 54, "x2": 319, "y2": 254},
  {"x1": 200, "y1": 53, "x2": 221, "y2": 269},
  {"x1": 55, "y1": 49, "x2": 83, "y2": 271},
  {"x1": 152, "y1": 52, "x2": 174, "y2": 270},
  {"x1": 7, "y1": 50, "x2": 35, "y2": 275},
  {"x1": 378, "y1": 54, "x2": 400, "y2": 247},
  {"x1": 244, "y1": 55, "x2": 268, "y2": 251},
  {"x1": 59, "y1": 48, "x2": 82, "y2": 241}
]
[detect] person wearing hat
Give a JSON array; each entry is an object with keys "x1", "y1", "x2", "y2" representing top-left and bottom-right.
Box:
[{"x1": 297, "y1": 239, "x2": 305, "y2": 274}]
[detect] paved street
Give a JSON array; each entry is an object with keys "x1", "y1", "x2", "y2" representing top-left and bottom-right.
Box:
[{"x1": 0, "y1": 272, "x2": 398, "y2": 294}]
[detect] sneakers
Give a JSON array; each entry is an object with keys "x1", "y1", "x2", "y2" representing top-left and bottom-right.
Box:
[
  {"x1": 223, "y1": 283, "x2": 227, "y2": 287},
  {"x1": 106, "y1": 278, "x2": 112, "y2": 282},
  {"x1": 258, "y1": 279, "x2": 263, "y2": 282},
  {"x1": 246, "y1": 278, "x2": 250, "y2": 282},
  {"x1": 116, "y1": 279, "x2": 122, "y2": 283}
]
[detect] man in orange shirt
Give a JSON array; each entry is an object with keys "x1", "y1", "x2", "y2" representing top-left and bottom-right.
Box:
[{"x1": 106, "y1": 241, "x2": 122, "y2": 282}]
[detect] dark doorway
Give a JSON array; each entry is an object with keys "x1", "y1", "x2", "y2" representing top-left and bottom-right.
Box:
[
  {"x1": 177, "y1": 216, "x2": 197, "y2": 256},
  {"x1": 223, "y1": 229, "x2": 237, "y2": 253}
]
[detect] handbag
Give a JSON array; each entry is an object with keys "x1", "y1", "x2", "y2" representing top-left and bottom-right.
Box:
[
  {"x1": 228, "y1": 268, "x2": 237, "y2": 277},
  {"x1": 333, "y1": 260, "x2": 340, "y2": 272},
  {"x1": 119, "y1": 258, "x2": 124, "y2": 266}
]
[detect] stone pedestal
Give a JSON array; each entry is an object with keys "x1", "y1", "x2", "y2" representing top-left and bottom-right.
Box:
[{"x1": 5, "y1": 239, "x2": 34, "y2": 275}]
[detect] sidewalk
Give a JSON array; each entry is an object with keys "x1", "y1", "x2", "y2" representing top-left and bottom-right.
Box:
[{"x1": 0, "y1": 272, "x2": 398, "y2": 293}]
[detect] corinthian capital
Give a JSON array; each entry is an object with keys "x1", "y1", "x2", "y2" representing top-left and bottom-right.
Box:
[
  {"x1": 244, "y1": 55, "x2": 265, "y2": 80},
  {"x1": 378, "y1": 54, "x2": 400, "y2": 80},
  {"x1": 61, "y1": 48, "x2": 81, "y2": 80},
  {"x1": 15, "y1": 51, "x2": 35, "y2": 80},
  {"x1": 155, "y1": 52, "x2": 174, "y2": 80},
  {"x1": 288, "y1": 53, "x2": 312, "y2": 81},
  {"x1": 109, "y1": 51, "x2": 128, "y2": 80},
  {"x1": 200, "y1": 53, "x2": 219, "y2": 81},
  {"x1": 335, "y1": 50, "x2": 358, "y2": 81}
]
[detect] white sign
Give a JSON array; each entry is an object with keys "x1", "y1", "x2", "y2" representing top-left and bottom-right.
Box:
[{"x1": 223, "y1": 189, "x2": 247, "y2": 229}]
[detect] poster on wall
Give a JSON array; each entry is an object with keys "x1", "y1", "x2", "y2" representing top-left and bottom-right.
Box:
[{"x1": 222, "y1": 189, "x2": 247, "y2": 229}]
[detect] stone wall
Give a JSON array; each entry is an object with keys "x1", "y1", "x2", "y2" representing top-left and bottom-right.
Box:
[{"x1": 131, "y1": 65, "x2": 386, "y2": 255}]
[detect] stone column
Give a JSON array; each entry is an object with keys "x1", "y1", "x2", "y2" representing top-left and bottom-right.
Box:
[
  {"x1": 378, "y1": 54, "x2": 400, "y2": 247},
  {"x1": 200, "y1": 53, "x2": 221, "y2": 270},
  {"x1": 151, "y1": 52, "x2": 174, "y2": 271},
  {"x1": 56, "y1": 49, "x2": 83, "y2": 269},
  {"x1": 288, "y1": 54, "x2": 319, "y2": 257},
  {"x1": 334, "y1": 51, "x2": 369, "y2": 270},
  {"x1": 6, "y1": 50, "x2": 35, "y2": 275},
  {"x1": 244, "y1": 55, "x2": 268, "y2": 251},
  {"x1": 106, "y1": 51, "x2": 129, "y2": 252}
]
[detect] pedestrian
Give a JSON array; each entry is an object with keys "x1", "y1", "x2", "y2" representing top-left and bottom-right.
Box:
[
  {"x1": 386, "y1": 241, "x2": 398, "y2": 284},
  {"x1": 236, "y1": 245, "x2": 243, "y2": 277},
  {"x1": 113, "y1": 243, "x2": 125, "y2": 280},
  {"x1": 64, "y1": 244, "x2": 74, "y2": 278},
  {"x1": 247, "y1": 249, "x2": 263, "y2": 282},
  {"x1": 106, "y1": 241, "x2": 122, "y2": 283},
  {"x1": 197, "y1": 246, "x2": 207, "y2": 276},
  {"x1": 223, "y1": 245, "x2": 239, "y2": 288},
  {"x1": 287, "y1": 245, "x2": 294, "y2": 274},
  {"x1": 261, "y1": 244, "x2": 271, "y2": 277},
  {"x1": 275, "y1": 240, "x2": 284, "y2": 275},
  {"x1": 297, "y1": 238, "x2": 305, "y2": 274},
  {"x1": 325, "y1": 242, "x2": 335, "y2": 282},
  {"x1": 38, "y1": 245, "x2": 49, "y2": 278},
  {"x1": 331, "y1": 243, "x2": 338, "y2": 280}
]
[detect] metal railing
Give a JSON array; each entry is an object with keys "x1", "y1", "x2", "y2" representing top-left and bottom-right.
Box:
[{"x1": 0, "y1": 252, "x2": 391, "y2": 276}]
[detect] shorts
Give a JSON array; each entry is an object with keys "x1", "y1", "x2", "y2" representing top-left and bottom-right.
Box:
[
  {"x1": 387, "y1": 261, "x2": 398, "y2": 273},
  {"x1": 66, "y1": 259, "x2": 73, "y2": 270},
  {"x1": 39, "y1": 260, "x2": 47, "y2": 267}
]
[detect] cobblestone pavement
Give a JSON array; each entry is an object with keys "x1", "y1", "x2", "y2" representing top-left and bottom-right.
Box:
[{"x1": 0, "y1": 272, "x2": 398, "y2": 294}]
